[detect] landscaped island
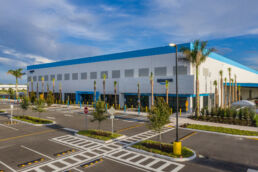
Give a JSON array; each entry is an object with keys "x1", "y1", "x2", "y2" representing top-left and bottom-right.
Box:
[
  {"x1": 132, "y1": 140, "x2": 194, "y2": 158},
  {"x1": 182, "y1": 124, "x2": 258, "y2": 136},
  {"x1": 77, "y1": 130, "x2": 122, "y2": 141},
  {"x1": 13, "y1": 115, "x2": 53, "y2": 124}
]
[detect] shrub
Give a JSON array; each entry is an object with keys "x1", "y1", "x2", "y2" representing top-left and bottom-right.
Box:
[
  {"x1": 20, "y1": 96, "x2": 30, "y2": 115},
  {"x1": 30, "y1": 92, "x2": 36, "y2": 104},
  {"x1": 238, "y1": 109, "x2": 243, "y2": 120},
  {"x1": 243, "y1": 108, "x2": 249, "y2": 120},
  {"x1": 46, "y1": 91, "x2": 54, "y2": 106},
  {"x1": 253, "y1": 115, "x2": 258, "y2": 127}
]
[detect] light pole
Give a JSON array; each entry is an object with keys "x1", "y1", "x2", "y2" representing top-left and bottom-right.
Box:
[{"x1": 169, "y1": 43, "x2": 181, "y2": 155}]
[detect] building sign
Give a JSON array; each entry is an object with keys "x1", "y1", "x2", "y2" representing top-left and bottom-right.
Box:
[{"x1": 157, "y1": 79, "x2": 173, "y2": 83}]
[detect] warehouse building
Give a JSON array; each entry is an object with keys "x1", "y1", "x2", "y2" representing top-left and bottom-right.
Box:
[{"x1": 27, "y1": 42, "x2": 258, "y2": 112}]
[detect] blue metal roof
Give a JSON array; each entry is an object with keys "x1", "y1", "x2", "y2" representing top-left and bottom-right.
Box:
[
  {"x1": 225, "y1": 83, "x2": 258, "y2": 88},
  {"x1": 27, "y1": 42, "x2": 258, "y2": 74}
]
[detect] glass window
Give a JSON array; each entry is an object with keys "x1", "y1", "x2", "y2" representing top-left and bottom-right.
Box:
[
  {"x1": 139, "y1": 68, "x2": 149, "y2": 77},
  {"x1": 90, "y1": 72, "x2": 97, "y2": 79},
  {"x1": 173, "y1": 66, "x2": 187, "y2": 75},
  {"x1": 64, "y1": 73, "x2": 70, "y2": 80},
  {"x1": 125, "y1": 69, "x2": 134, "y2": 78},
  {"x1": 44, "y1": 75, "x2": 48, "y2": 81},
  {"x1": 72, "y1": 73, "x2": 78, "y2": 80},
  {"x1": 28, "y1": 76, "x2": 31, "y2": 82},
  {"x1": 81, "y1": 72, "x2": 87, "y2": 80},
  {"x1": 57, "y1": 74, "x2": 62, "y2": 81},
  {"x1": 112, "y1": 70, "x2": 120, "y2": 78},
  {"x1": 154, "y1": 67, "x2": 167, "y2": 76},
  {"x1": 101, "y1": 71, "x2": 108, "y2": 79},
  {"x1": 33, "y1": 76, "x2": 37, "y2": 82},
  {"x1": 50, "y1": 75, "x2": 55, "y2": 81},
  {"x1": 38, "y1": 76, "x2": 42, "y2": 81}
]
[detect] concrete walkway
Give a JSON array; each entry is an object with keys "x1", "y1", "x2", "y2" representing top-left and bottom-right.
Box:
[{"x1": 170, "y1": 116, "x2": 258, "y2": 132}]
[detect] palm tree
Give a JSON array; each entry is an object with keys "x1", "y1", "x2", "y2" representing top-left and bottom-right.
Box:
[
  {"x1": 41, "y1": 76, "x2": 44, "y2": 95},
  {"x1": 59, "y1": 82, "x2": 62, "y2": 103},
  {"x1": 228, "y1": 68, "x2": 231, "y2": 107},
  {"x1": 165, "y1": 80, "x2": 169, "y2": 104},
  {"x1": 94, "y1": 80, "x2": 97, "y2": 102},
  {"x1": 238, "y1": 85, "x2": 241, "y2": 101},
  {"x1": 234, "y1": 75, "x2": 237, "y2": 102},
  {"x1": 47, "y1": 83, "x2": 49, "y2": 92},
  {"x1": 231, "y1": 78, "x2": 234, "y2": 103},
  {"x1": 7, "y1": 68, "x2": 25, "y2": 99},
  {"x1": 36, "y1": 82, "x2": 39, "y2": 99},
  {"x1": 213, "y1": 80, "x2": 218, "y2": 108},
  {"x1": 102, "y1": 73, "x2": 106, "y2": 103},
  {"x1": 219, "y1": 70, "x2": 223, "y2": 107},
  {"x1": 114, "y1": 81, "x2": 117, "y2": 108},
  {"x1": 52, "y1": 78, "x2": 55, "y2": 93},
  {"x1": 224, "y1": 77, "x2": 227, "y2": 108},
  {"x1": 137, "y1": 82, "x2": 140, "y2": 110},
  {"x1": 31, "y1": 78, "x2": 34, "y2": 93},
  {"x1": 150, "y1": 72, "x2": 154, "y2": 106},
  {"x1": 181, "y1": 40, "x2": 215, "y2": 116}
]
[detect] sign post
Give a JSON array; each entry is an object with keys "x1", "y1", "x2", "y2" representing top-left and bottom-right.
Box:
[
  {"x1": 84, "y1": 107, "x2": 88, "y2": 130},
  {"x1": 108, "y1": 107, "x2": 115, "y2": 134},
  {"x1": 10, "y1": 104, "x2": 13, "y2": 124}
]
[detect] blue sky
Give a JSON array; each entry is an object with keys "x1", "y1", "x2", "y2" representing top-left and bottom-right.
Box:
[{"x1": 0, "y1": 0, "x2": 258, "y2": 84}]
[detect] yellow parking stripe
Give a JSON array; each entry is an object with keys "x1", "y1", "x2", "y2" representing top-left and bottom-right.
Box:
[
  {"x1": 179, "y1": 132, "x2": 197, "y2": 142},
  {"x1": 116, "y1": 124, "x2": 145, "y2": 133},
  {"x1": 0, "y1": 129, "x2": 55, "y2": 142}
]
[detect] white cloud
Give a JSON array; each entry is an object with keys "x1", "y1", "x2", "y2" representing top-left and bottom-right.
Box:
[{"x1": 0, "y1": 57, "x2": 28, "y2": 67}]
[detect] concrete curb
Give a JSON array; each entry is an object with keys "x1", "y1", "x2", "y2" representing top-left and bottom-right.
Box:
[
  {"x1": 180, "y1": 127, "x2": 258, "y2": 139},
  {"x1": 127, "y1": 146, "x2": 196, "y2": 162},
  {"x1": 75, "y1": 133, "x2": 127, "y2": 144},
  {"x1": 11, "y1": 118, "x2": 56, "y2": 127}
]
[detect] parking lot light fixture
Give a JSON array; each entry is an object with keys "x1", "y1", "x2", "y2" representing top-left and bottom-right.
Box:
[{"x1": 169, "y1": 43, "x2": 181, "y2": 155}]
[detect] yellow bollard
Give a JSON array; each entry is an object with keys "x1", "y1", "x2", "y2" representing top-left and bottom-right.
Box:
[
  {"x1": 146, "y1": 106, "x2": 148, "y2": 112},
  {"x1": 131, "y1": 105, "x2": 133, "y2": 109},
  {"x1": 107, "y1": 104, "x2": 109, "y2": 109},
  {"x1": 87, "y1": 101, "x2": 88, "y2": 106},
  {"x1": 173, "y1": 141, "x2": 182, "y2": 155},
  {"x1": 113, "y1": 104, "x2": 114, "y2": 107},
  {"x1": 171, "y1": 108, "x2": 173, "y2": 114},
  {"x1": 92, "y1": 102, "x2": 93, "y2": 105},
  {"x1": 180, "y1": 108, "x2": 182, "y2": 116},
  {"x1": 119, "y1": 104, "x2": 120, "y2": 109}
]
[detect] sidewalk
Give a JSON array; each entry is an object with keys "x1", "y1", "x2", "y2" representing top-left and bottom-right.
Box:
[{"x1": 170, "y1": 116, "x2": 258, "y2": 132}]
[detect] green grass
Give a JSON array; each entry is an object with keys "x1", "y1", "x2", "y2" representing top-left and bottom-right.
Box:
[
  {"x1": 132, "y1": 140, "x2": 194, "y2": 158},
  {"x1": 77, "y1": 130, "x2": 122, "y2": 141},
  {"x1": 0, "y1": 110, "x2": 5, "y2": 113},
  {"x1": 13, "y1": 115, "x2": 53, "y2": 124},
  {"x1": 185, "y1": 124, "x2": 258, "y2": 136}
]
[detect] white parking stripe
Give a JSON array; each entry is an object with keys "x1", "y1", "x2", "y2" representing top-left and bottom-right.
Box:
[
  {"x1": 0, "y1": 161, "x2": 16, "y2": 172},
  {"x1": 0, "y1": 124, "x2": 18, "y2": 131},
  {"x1": 21, "y1": 145, "x2": 54, "y2": 160}
]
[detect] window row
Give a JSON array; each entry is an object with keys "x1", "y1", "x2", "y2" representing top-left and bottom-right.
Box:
[{"x1": 27, "y1": 66, "x2": 187, "y2": 81}]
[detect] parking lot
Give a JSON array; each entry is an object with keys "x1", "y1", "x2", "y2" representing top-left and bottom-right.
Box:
[{"x1": 0, "y1": 104, "x2": 257, "y2": 172}]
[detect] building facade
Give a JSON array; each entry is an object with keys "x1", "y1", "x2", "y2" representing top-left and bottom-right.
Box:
[{"x1": 27, "y1": 43, "x2": 258, "y2": 112}]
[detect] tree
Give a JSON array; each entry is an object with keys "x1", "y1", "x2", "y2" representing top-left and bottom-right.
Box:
[
  {"x1": 137, "y1": 82, "x2": 140, "y2": 110},
  {"x1": 41, "y1": 76, "x2": 45, "y2": 99},
  {"x1": 238, "y1": 85, "x2": 241, "y2": 101},
  {"x1": 114, "y1": 81, "x2": 117, "y2": 108},
  {"x1": 20, "y1": 96, "x2": 30, "y2": 116},
  {"x1": 181, "y1": 40, "x2": 215, "y2": 116},
  {"x1": 52, "y1": 77, "x2": 55, "y2": 93},
  {"x1": 165, "y1": 80, "x2": 169, "y2": 104},
  {"x1": 33, "y1": 98, "x2": 45, "y2": 118},
  {"x1": 213, "y1": 80, "x2": 218, "y2": 108},
  {"x1": 46, "y1": 91, "x2": 54, "y2": 106},
  {"x1": 31, "y1": 78, "x2": 34, "y2": 92},
  {"x1": 8, "y1": 88, "x2": 15, "y2": 99},
  {"x1": 219, "y1": 70, "x2": 223, "y2": 107},
  {"x1": 224, "y1": 77, "x2": 227, "y2": 108},
  {"x1": 147, "y1": 97, "x2": 170, "y2": 147},
  {"x1": 36, "y1": 82, "x2": 39, "y2": 99},
  {"x1": 102, "y1": 73, "x2": 106, "y2": 103},
  {"x1": 30, "y1": 91, "x2": 36, "y2": 104},
  {"x1": 91, "y1": 100, "x2": 107, "y2": 130},
  {"x1": 228, "y1": 68, "x2": 231, "y2": 107},
  {"x1": 7, "y1": 68, "x2": 25, "y2": 99},
  {"x1": 234, "y1": 75, "x2": 237, "y2": 102},
  {"x1": 94, "y1": 80, "x2": 97, "y2": 102},
  {"x1": 150, "y1": 72, "x2": 154, "y2": 106},
  {"x1": 59, "y1": 82, "x2": 62, "y2": 103},
  {"x1": 231, "y1": 78, "x2": 234, "y2": 103}
]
